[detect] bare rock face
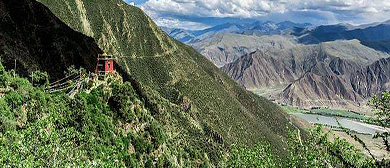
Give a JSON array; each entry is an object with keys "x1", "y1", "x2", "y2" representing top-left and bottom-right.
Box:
[
  {"x1": 222, "y1": 40, "x2": 390, "y2": 110},
  {"x1": 193, "y1": 33, "x2": 298, "y2": 67},
  {"x1": 281, "y1": 73, "x2": 365, "y2": 110},
  {"x1": 0, "y1": 0, "x2": 101, "y2": 80},
  {"x1": 350, "y1": 57, "x2": 390, "y2": 98},
  {"x1": 222, "y1": 51, "x2": 297, "y2": 89}
]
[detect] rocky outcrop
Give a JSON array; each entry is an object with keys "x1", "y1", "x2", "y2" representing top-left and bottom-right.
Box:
[
  {"x1": 222, "y1": 51, "x2": 297, "y2": 89},
  {"x1": 350, "y1": 57, "x2": 390, "y2": 98},
  {"x1": 281, "y1": 73, "x2": 365, "y2": 110},
  {"x1": 0, "y1": 0, "x2": 101, "y2": 80}
]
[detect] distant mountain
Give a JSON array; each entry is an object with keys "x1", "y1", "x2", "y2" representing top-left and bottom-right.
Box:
[
  {"x1": 161, "y1": 27, "x2": 199, "y2": 44},
  {"x1": 222, "y1": 40, "x2": 390, "y2": 111},
  {"x1": 193, "y1": 33, "x2": 298, "y2": 67},
  {"x1": 163, "y1": 21, "x2": 311, "y2": 67},
  {"x1": 361, "y1": 40, "x2": 390, "y2": 53},
  {"x1": 162, "y1": 23, "x2": 246, "y2": 44},
  {"x1": 294, "y1": 20, "x2": 390, "y2": 50},
  {"x1": 243, "y1": 21, "x2": 312, "y2": 35},
  {"x1": 193, "y1": 22, "x2": 245, "y2": 38},
  {"x1": 163, "y1": 21, "x2": 312, "y2": 44},
  {"x1": 163, "y1": 18, "x2": 390, "y2": 112},
  {"x1": 277, "y1": 21, "x2": 312, "y2": 30}
]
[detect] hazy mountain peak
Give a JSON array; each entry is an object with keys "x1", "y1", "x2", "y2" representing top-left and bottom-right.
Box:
[{"x1": 383, "y1": 19, "x2": 390, "y2": 25}]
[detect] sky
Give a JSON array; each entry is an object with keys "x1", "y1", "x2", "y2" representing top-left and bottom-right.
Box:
[{"x1": 124, "y1": 0, "x2": 390, "y2": 30}]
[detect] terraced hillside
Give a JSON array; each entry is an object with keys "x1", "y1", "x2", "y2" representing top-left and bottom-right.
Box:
[{"x1": 37, "y1": 0, "x2": 295, "y2": 154}]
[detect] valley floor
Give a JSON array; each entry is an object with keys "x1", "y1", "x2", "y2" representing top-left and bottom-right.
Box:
[
  {"x1": 287, "y1": 106, "x2": 390, "y2": 160},
  {"x1": 249, "y1": 87, "x2": 390, "y2": 160}
]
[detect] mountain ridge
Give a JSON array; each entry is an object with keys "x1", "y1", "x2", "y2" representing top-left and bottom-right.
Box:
[
  {"x1": 38, "y1": 0, "x2": 296, "y2": 154},
  {"x1": 193, "y1": 33, "x2": 298, "y2": 67},
  {"x1": 222, "y1": 39, "x2": 390, "y2": 111},
  {"x1": 163, "y1": 21, "x2": 312, "y2": 45}
]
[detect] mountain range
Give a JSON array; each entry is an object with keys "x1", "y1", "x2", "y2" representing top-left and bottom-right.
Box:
[
  {"x1": 222, "y1": 39, "x2": 390, "y2": 111},
  {"x1": 162, "y1": 21, "x2": 312, "y2": 45},
  {"x1": 293, "y1": 21, "x2": 390, "y2": 46},
  {"x1": 164, "y1": 20, "x2": 390, "y2": 112}
]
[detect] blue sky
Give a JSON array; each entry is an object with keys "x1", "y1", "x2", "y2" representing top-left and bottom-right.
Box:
[{"x1": 124, "y1": 0, "x2": 390, "y2": 30}]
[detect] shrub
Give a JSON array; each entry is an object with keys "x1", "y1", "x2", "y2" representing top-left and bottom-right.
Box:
[{"x1": 148, "y1": 121, "x2": 166, "y2": 147}]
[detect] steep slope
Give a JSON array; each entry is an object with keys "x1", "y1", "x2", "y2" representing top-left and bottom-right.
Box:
[
  {"x1": 0, "y1": 0, "x2": 233, "y2": 166},
  {"x1": 222, "y1": 40, "x2": 390, "y2": 110},
  {"x1": 0, "y1": 0, "x2": 101, "y2": 80},
  {"x1": 38, "y1": 0, "x2": 295, "y2": 154},
  {"x1": 282, "y1": 57, "x2": 390, "y2": 110},
  {"x1": 0, "y1": 0, "x2": 300, "y2": 166},
  {"x1": 350, "y1": 57, "x2": 390, "y2": 98},
  {"x1": 193, "y1": 33, "x2": 298, "y2": 67},
  {"x1": 361, "y1": 40, "x2": 390, "y2": 53}
]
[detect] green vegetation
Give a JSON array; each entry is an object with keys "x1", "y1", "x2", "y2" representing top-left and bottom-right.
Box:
[
  {"x1": 0, "y1": 63, "x2": 225, "y2": 167},
  {"x1": 3, "y1": 0, "x2": 390, "y2": 167},
  {"x1": 227, "y1": 141, "x2": 278, "y2": 167},
  {"x1": 37, "y1": 0, "x2": 295, "y2": 155},
  {"x1": 311, "y1": 108, "x2": 366, "y2": 119},
  {"x1": 1, "y1": 61, "x2": 389, "y2": 167},
  {"x1": 228, "y1": 126, "x2": 379, "y2": 167},
  {"x1": 280, "y1": 105, "x2": 309, "y2": 114},
  {"x1": 281, "y1": 105, "x2": 369, "y2": 120},
  {"x1": 284, "y1": 127, "x2": 376, "y2": 168},
  {"x1": 369, "y1": 91, "x2": 390, "y2": 152}
]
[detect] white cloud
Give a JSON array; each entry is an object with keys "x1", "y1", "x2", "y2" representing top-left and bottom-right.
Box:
[
  {"x1": 154, "y1": 17, "x2": 210, "y2": 30},
  {"x1": 139, "y1": 0, "x2": 390, "y2": 29}
]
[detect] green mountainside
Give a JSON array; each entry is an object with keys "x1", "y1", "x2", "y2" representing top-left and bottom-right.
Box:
[
  {"x1": 0, "y1": 0, "x2": 301, "y2": 166},
  {"x1": 0, "y1": 0, "x2": 101, "y2": 80},
  {"x1": 0, "y1": 0, "x2": 382, "y2": 167},
  {"x1": 37, "y1": 0, "x2": 295, "y2": 148},
  {"x1": 1, "y1": 0, "x2": 228, "y2": 166}
]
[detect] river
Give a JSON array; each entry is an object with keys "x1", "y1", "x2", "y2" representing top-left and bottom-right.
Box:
[{"x1": 292, "y1": 113, "x2": 389, "y2": 135}]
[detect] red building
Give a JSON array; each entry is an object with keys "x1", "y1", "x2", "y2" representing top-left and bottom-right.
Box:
[{"x1": 95, "y1": 53, "x2": 115, "y2": 74}]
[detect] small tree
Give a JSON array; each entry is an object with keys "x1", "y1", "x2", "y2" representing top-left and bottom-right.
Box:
[
  {"x1": 31, "y1": 71, "x2": 49, "y2": 86},
  {"x1": 369, "y1": 91, "x2": 390, "y2": 152}
]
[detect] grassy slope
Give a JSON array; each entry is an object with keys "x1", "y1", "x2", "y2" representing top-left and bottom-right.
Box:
[
  {"x1": 37, "y1": 0, "x2": 294, "y2": 152},
  {"x1": 0, "y1": 62, "x2": 226, "y2": 167}
]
